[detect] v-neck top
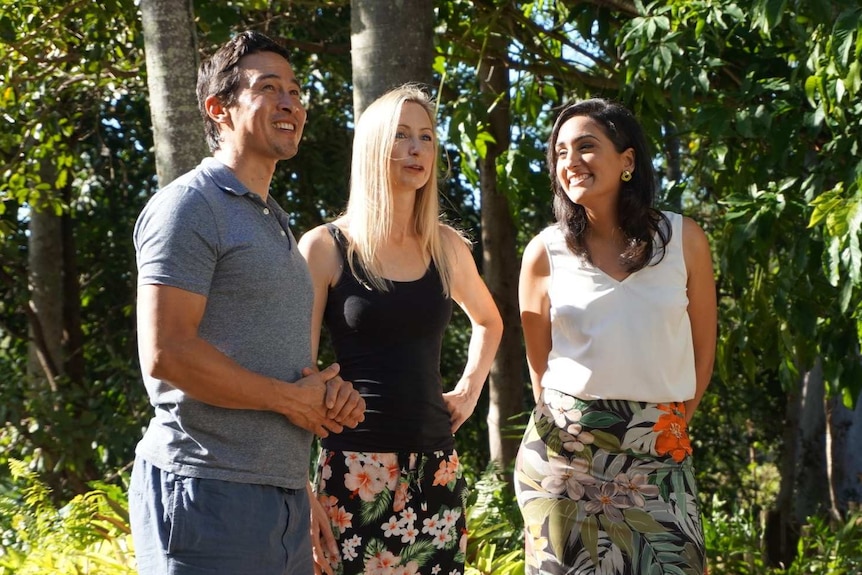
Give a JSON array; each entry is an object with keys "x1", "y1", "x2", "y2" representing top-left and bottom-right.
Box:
[
  {"x1": 539, "y1": 211, "x2": 696, "y2": 402},
  {"x1": 320, "y1": 224, "x2": 455, "y2": 452}
]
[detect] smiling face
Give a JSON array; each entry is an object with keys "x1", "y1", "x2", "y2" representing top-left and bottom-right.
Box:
[
  {"x1": 553, "y1": 115, "x2": 634, "y2": 208},
  {"x1": 216, "y1": 50, "x2": 307, "y2": 167},
  {"x1": 388, "y1": 101, "x2": 435, "y2": 195}
]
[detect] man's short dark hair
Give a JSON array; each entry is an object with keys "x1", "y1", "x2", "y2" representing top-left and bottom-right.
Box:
[{"x1": 197, "y1": 31, "x2": 293, "y2": 152}]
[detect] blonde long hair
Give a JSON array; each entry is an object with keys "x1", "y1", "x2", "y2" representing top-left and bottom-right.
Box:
[{"x1": 344, "y1": 84, "x2": 460, "y2": 295}]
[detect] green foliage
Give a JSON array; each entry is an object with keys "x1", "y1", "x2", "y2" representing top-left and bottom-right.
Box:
[
  {"x1": 0, "y1": 460, "x2": 135, "y2": 574},
  {"x1": 704, "y1": 494, "x2": 778, "y2": 574},
  {"x1": 784, "y1": 512, "x2": 862, "y2": 575},
  {"x1": 464, "y1": 465, "x2": 525, "y2": 575},
  {"x1": 705, "y1": 494, "x2": 862, "y2": 575},
  {"x1": 0, "y1": 0, "x2": 144, "y2": 214}
]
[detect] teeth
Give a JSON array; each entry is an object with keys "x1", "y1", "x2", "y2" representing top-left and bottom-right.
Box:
[
  {"x1": 274, "y1": 122, "x2": 295, "y2": 130},
  {"x1": 569, "y1": 173, "x2": 590, "y2": 185}
]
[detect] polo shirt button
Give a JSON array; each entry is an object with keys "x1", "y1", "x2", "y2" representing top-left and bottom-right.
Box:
[
  {"x1": 281, "y1": 230, "x2": 287, "y2": 237},
  {"x1": 263, "y1": 208, "x2": 270, "y2": 215}
]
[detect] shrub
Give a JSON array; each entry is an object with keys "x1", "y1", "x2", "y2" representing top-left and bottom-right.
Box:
[
  {"x1": 464, "y1": 464, "x2": 525, "y2": 575},
  {"x1": 0, "y1": 460, "x2": 135, "y2": 575}
]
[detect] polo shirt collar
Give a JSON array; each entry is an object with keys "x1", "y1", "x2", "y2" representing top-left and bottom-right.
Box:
[{"x1": 199, "y1": 156, "x2": 257, "y2": 199}]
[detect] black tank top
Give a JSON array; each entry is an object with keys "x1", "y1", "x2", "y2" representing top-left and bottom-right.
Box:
[{"x1": 321, "y1": 224, "x2": 455, "y2": 452}]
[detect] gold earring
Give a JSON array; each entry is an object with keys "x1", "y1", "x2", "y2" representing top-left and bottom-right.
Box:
[{"x1": 621, "y1": 170, "x2": 632, "y2": 182}]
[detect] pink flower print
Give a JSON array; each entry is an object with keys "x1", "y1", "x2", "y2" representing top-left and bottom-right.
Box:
[
  {"x1": 364, "y1": 550, "x2": 400, "y2": 574},
  {"x1": 345, "y1": 451, "x2": 364, "y2": 465},
  {"x1": 393, "y1": 480, "x2": 410, "y2": 513},
  {"x1": 539, "y1": 455, "x2": 595, "y2": 500},
  {"x1": 432, "y1": 459, "x2": 455, "y2": 487},
  {"x1": 431, "y1": 566, "x2": 441, "y2": 575},
  {"x1": 330, "y1": 505, "x2": 353, "y2": 532},
  {"x1": 384, "y1": 460, "x2": 401, "y2": 491},
  {"x1": 367, "y1": 452, "x2": 383, "y2": 465},
  {"x1": 345, "y1": 460, "x2": 386, "y2": 502},
  {"x1": 441, "y1": 508, "x2": 461, "y2": 529},
  {"x1": 341, "y1": 534, "x2": 361, "y2": 561},
  {"x1": 400, "y1": 525, "x2": 419, "y2": 544},
  {"x1": 459, "y1": 532, "x2": 468, "y2": 554},
  {"x1": 584, "y1": 482, "x2": 632, "y2": 522},
  {"x1": 560, "y1": 422, "x2": 595, "y2": 452},
  {"x1": 400, "y1": 506, "x2": 417, "y2": 525},
  {"x1": 392, "y1": 562, "x2": 421, "y2": 575},
  {"x1": 448, "y1": 452, "x2": 460, "y2": 471},
  {"x1": 545, "y1": 389, "x2": 577, "y2": 428},
  {"x1": 422, "y1": 514, "x2": 442, "y2": 535},
  {"x1": 381, "y1": 514, "x2": 401, "y2": 537},
  {"x1": 321, "y1": 462, "x2": 333, "y2": 481},
  {"x1": 317, "y1": 494, "x2": 338, "y2": 515},
  {"x1": 613, "y1": 471, "x2": 660, "y2": 507},
  {"x1": 432, "y1": 528, "x2": 453, "y2": 549}
]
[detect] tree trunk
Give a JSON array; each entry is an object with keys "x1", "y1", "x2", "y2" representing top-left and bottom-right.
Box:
[
  {"x1": 62, "y1": 185, "x2": 86, "y2": 383},
  {"x1": 349, "y1": 0, "x2": 434, "y2": 118},
  {"x1": 826, "y1": 388, "x2": 862, "y2": 519},
  {"x1": 663, "y1": 122, "x2": 682, "y2": 211},
  {"x1": 478, "y1": 36, "x2": 523, "y2": 470},
  {"x1": 766, "y1": 360, "x2": 830, "y2": 567},
  {"x1": 797, "y1": 361, "x2": 830, "y2": 519},
  {"x1": 27, "y1": 206, "x2": 63, "y2": 392},
  {"x1": 140, "y1": 0, "x2": 207, "y2": 185}
]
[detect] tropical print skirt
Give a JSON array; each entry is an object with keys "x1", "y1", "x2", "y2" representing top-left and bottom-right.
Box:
[
  {"x1": 313, "y1": 448, "x2": 468, "y2": 575},
  {"x1": 515, "y1": 388, "x2": 706, "y2": 575}
]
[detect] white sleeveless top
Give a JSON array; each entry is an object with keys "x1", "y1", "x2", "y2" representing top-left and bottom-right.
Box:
[{"x1": 540, "y1": 211, "x2": 696, "y2": 402}]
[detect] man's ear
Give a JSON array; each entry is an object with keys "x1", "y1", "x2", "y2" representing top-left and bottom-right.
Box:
[{"x1": 205, "y1": 95, "x2": 231, "y2": 127}]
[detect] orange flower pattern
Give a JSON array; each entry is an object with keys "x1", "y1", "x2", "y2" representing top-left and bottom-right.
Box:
[{"x1": 654, "y1": 403, "x2": 693, "y2": 462}]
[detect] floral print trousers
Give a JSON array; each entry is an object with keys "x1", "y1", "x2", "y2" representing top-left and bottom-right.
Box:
[
  {"x1": 515, "y1": 389, "x2": 706, "y2": 575},
  {"x1": 314, "y1": 448, "x2": 468, "y2": 575}
]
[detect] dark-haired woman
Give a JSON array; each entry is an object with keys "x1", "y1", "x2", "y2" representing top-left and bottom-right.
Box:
[{"x1": 515, "y1": 99, "x2": 716, "y2": 575}]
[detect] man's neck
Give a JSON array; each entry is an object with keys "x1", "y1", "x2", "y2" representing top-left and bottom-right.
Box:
[{"x1": 213, "y1": 149, "x2": 276, "y2": 200}]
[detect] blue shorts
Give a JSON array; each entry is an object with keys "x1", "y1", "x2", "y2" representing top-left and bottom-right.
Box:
[{"x1": 129, "y1": 455, "x2": 312, "y2": 575}]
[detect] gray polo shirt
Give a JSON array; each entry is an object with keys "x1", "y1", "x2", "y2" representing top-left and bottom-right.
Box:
[{"x1": 133, "y1": 157, "x2": 313, "y2": 489}]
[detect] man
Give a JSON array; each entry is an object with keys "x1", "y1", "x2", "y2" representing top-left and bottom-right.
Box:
[{"x1": 129, "y1": 31, "x2": 364, "y2": 575}]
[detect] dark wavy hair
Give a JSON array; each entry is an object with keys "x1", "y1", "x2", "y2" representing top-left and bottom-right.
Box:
[
  {"x1": 196, "y1": 31, "x2": 293, "y2": 152},
  {"x1": 546, "y1": 98, "x2": 670, "y2": 271}
]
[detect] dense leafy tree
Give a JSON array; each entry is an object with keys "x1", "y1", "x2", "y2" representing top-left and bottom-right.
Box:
[{"x1": 0, "y1": 0, "x2": 151, "y2": 499}]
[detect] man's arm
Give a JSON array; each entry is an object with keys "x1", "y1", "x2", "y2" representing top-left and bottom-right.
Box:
[{"x1": 137, "y1": 284, "x2": 363, "y2": 435}]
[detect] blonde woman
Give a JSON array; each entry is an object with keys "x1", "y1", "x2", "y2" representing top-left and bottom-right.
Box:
[{"x1": 299, "y1": 84, "x2": 502, "y2": 575}]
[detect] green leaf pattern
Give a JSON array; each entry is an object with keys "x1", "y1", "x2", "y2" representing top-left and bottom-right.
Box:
[{"x1": 515, "y1": 394, "x2": 706, "y2": 574}]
